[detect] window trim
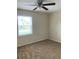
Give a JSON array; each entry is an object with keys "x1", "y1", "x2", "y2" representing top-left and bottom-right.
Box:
[{"x1": 17, "y1": 15, "x2": 33, "y2": 36}]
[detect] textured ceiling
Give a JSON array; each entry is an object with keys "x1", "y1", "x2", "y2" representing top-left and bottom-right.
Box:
[{"x1": 17, "y1": 0, "x2": 61, "y2": 13}]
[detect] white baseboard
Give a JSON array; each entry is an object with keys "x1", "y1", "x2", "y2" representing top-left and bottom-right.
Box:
[
  {"x1": 17, "y1": 36, "x2": 48, "y2": 47},
  {"x1": 50, "y1": 37, "x2": 61, "y2": 43}
]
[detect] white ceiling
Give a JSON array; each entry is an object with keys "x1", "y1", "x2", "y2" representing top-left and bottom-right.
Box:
[{"x1": 17, "y1": 0, "x2": 61, "y2": 13}]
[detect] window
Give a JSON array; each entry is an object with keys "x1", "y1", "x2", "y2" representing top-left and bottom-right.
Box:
[{"x1": 18, "y1": 16, "x2": 32, "y2": 36}]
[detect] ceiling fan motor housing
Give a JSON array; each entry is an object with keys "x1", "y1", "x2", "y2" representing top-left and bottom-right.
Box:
[{"x1": 37, "y1": 0, "x2": 43, "y2": 7}]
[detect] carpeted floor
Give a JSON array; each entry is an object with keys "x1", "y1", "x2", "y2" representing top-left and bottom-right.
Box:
[{"x1": 17, "y1": 39, "x2": 61, "y2": 59}]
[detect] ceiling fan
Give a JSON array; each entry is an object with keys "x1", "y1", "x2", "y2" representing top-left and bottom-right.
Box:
[{"x1": 25, "y1": 0, "x2": 56, "y2": 10}]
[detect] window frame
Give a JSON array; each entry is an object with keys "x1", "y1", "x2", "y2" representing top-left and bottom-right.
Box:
[{"x1": 17, "y1": 15, "x2": 33, "y2": 36}]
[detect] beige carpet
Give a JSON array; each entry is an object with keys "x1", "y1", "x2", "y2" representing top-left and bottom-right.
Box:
[{"x1": 17, "y1": 39, "x2": 61, "y2": 59}]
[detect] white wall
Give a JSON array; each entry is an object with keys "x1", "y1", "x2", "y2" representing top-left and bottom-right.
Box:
[
  {"x1": 49, "y1": 11, "x2": 61, "y2": 42},
  {"x1": 17, "y1": 9, "x2": 49, "y2": 47}
]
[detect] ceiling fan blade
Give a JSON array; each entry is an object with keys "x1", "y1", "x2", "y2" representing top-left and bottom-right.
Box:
[
  {"x1": 33, "y1": 7, "x2": 38, "y2": 10},
  {"x1": 43, "y1": 3, "x2": 55, "y2": 6},
  {"x1": 24, "y1": 3, "x2": 37, "y2": 6},
  {"x1": 24, "y1": 4, "x2": 36, "y2": 6},
  {"x1": 42, "y1": 6, "x2": 48, "y2": 10}
]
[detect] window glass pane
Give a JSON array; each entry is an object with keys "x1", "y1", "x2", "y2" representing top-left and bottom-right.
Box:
[{"x1": 18, "y1": 16, "x2": 32, "y2": 36}]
